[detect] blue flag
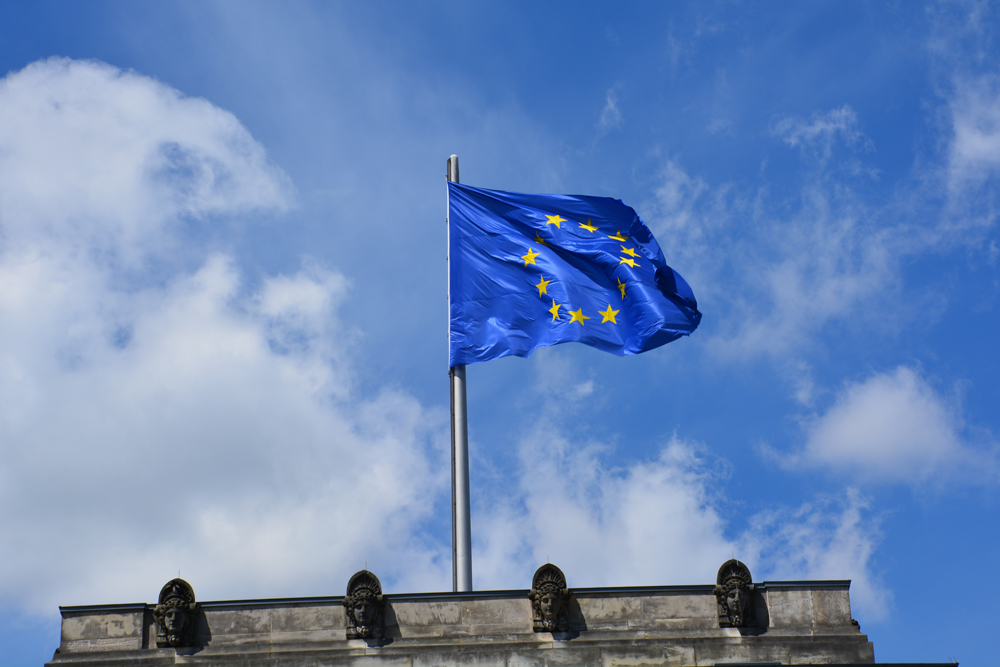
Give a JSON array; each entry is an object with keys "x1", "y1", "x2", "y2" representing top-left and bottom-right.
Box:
[{"x1": 449, "y1": 182, "x2": 701, "y2": 367}]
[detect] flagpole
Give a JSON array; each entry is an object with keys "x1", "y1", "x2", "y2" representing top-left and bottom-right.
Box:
[{"x1": 447, "y1": 154, "x2": 473, "y2": 592}]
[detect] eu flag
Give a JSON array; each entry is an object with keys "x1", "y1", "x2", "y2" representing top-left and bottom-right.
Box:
[{"x1": 449, "y1": 182, "x2": 701, "y2": 367}]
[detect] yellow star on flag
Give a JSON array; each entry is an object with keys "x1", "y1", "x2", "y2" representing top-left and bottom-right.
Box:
[
  {"x1": 599, "y1": 304, "x2": 619, "y2": 324},
  {"x1": 609, "y1": 230, "x2": 629, "y2": 242},
  {"x1": 548, "y1": 300, "x2": 562, "y2": 322},
  {"x1": 535, "y1": 275, "x2": 550, "y2": 296},
  {"x1": 579, "y1": 219, "x2": 598, "y2": 233},
  {"x1": 534, "y1": 232, "x2": 547, "y2": 246},
  {"x1": 545, "y1": 214, "x2": 566, "y2": 228},
  {"x1": 619, "y1": 257, "x2": 639, "y2": 268},
  {"x1": 568, "y1": 308, "x2": 590, "y2": 326},
  {"x1": 620, "y1": 246, "x2": 639, "y2": 258},
  {"x1": 617, "y1": 277, "x2": 627, "y2": 299},
  {"x1": 521, "y1": 247, "x2": 541, "y2": 266}
]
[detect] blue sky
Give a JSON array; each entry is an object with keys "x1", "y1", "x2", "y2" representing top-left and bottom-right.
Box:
[{"x1": 1, "y1": 2, "x2": 997, "y2": 665}]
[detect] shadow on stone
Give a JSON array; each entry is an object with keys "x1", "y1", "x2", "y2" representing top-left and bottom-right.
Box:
[
  {"x1": 565, "y1": 596, "x2": 588, "y2": 633},
  {"x1": 752, "y1": 590, "x2": 770, "y2": 633},
  {"x1": 381, "y1": 603, "x2": 401, "y2": 640},
  {"x1": 191, "y1": 609, "x2": 212, "y2": 649},
  {"x1": 736, "y1": 625, "x2": 767, "y2": 637}
]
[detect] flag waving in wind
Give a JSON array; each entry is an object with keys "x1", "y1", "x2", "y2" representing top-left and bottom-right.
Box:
[{"x1": 448, "y1": 182, "x2": 701, "y2": 366}]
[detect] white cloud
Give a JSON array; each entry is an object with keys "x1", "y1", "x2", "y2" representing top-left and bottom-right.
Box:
[
  {"x1": 638, "y1": 95, "x2": 1000, "y2": 368},
  {"x1": 778, "y1": 366, "x2": 997, "y2": 485},
  {"x1": 924, "y1": 3, "x2": 1000, "y2": 233},
  {"x1": 947, "y1": 74, "x2": 1000, "y2": 192},
  {"x1": 645, "y1": 152, "x2": 897, "y2": 361},
  {"x1": 599, "y1": 88, "x2": 623, "y2": 131},
  {"x1": 0, "y1": 59, "x2": 449, "y2": 612},
  {"x1": 707, "y1": 116, "x2": 735, "y2": 136},
  {"x1": 0, "y1": 58, "x2": 293, "y2": 265},
  {"x1": 0, "y1": 251, "x2": 450, "y2": 606},
  {"x1": 475, "y1": 434, "x2": 733, "y2": 589},
  {"x1": 771, "y1": 106, "x2": 871, "y2": 163},
  {"x1": 471, "y1": 358, "x2": 887, "y2": 620},
  {"x1": 639, "y1": 88, "x2": 994, "y2": 366},
  {"x1": 740, "y1": 489, "x2": 889, "y2": 619},
  {"x1": 645, "y1": 159, "x2": 719, "y2": 295},
  {"x1": 473, "y1": 426, "x2": 889, "y2": 620},
  {"x1": 721, "y1": 193, "x2": 896, "y2": 358}
]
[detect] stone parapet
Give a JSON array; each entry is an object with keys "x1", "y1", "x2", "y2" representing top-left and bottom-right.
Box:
[{"x1": 47, "y1": 581, "x2": 885, "y2": 666}]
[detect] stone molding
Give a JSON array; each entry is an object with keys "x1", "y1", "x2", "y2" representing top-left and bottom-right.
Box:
[{"x1": 49, "y1": 580, "x2": 881, "y2": 666}]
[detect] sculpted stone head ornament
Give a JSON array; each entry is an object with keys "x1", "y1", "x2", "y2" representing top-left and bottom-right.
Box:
[
  {"x1": 528, "y1": 564, "x2": 570, "y2": 633},
  {"x1": 343, "y1": 570, "x2": 385, "y2": 639},
  {"x1": 714, "y1": 559, "x2": 755, "y2": 628},
  {"x1": 153, "y1": 578, "x2": 197, "y2": 648}
]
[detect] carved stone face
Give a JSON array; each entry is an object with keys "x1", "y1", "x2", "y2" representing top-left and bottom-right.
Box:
[
  {"x1": 164, "y1": 608, "x2": 188, "y2": 634},
  {"x1": 539, "y1": 592, "x2": 561, "y2": 621},
  {"x1": 352, "y1": 599, "x2": 375, "y2": 626},
  {"x1": 725, "y1": 586, "x2": 748, "y2": 623}
]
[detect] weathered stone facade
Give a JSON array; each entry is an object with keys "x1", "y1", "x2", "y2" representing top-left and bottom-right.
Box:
[{"x1": 47, "y1": 579, "x2": 913, "y2": 666}]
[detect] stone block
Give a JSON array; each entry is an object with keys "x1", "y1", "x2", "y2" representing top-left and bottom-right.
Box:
[
  {"x1": 576, "y1": 596, "x2": 642, "y2": 623},
  {"x1": 692, "y1": 639, "x2": 791, "y2": 666},
  {"x1": 61, "y1": 611, "x2": 144, "y2": 642},
  {"x1": 766, "y1": 589, "x2": 813, "y2": 628},
  {"x1": 207, "y1": 632, "x2": 273, "y2": 646},
  {"x1": 661, "y1": 644, "x2": 697, "y2": 665},
  {"x1": 316, "y1": 655, "x2": 414, "y2": 667},
  {"x1": 270, "y1": 629, "x2": 346, "y2": 643},
  {"x1": 581, "y1": 620, "x2": 631, "y2": 631},
  {"x1": 813, "y1": 589, "x2": 853, "y2": 626},
  {"x1": 271, "y1": 604, "x2": 339, "y2": 633},
  {"x1": 509, "y1": 646, "x2": 605, "y2": 667},
  {"x1": 411, "y1": 647, "x2": 509, "y2": 667},
  {"x1": 643, "y1": 616, "x2": 715, "y2": 631},
  {"x1": 460, "y1": 598, "x2": 532, "y2": 629},
  {"x1": 61, "y1": 636, "x2": 144, "y2": 653},
  {"x1": 803, "y1": 637, "x2": 875, "y2": 663},
  {"x1": 642, "y1": 594, "x2": 716, "y2": 627},
  {"x1": 600, "y1": 645, "x2": 697, "y2": 666},
  {"x1": 203, "y1": 608, "x2": 271, "y2": 638},
  {"x1": 392, "y1": 600, "x2": 462, "y2": 629},
  {"x1": 456, "y1": 624, "x2": 537, "y2": 638}
]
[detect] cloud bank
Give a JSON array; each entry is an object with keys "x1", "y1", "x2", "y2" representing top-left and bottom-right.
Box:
[
  {"x1": 642, "y1": 106, "x2": 902, "y2": 365},
  {"x1": 470, "y1": 353, "x2": 888, "y2": 618},
  {"x1": 0, "y1": 59, "x2": 450, "y2": 612},
  {"x1": 640, "y1": 86, "x2": 1000, "y2": 391},
  {"x1": 781, "y1": 366, "x2": 997, "y2": 485}
]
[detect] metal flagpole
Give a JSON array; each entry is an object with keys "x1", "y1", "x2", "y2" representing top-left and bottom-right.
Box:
[{"x1": 447, "y1": 154, "x2": 473, "y2": 592}]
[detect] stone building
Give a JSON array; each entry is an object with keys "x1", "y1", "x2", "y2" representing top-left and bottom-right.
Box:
[{"x1": 46, "y1": 561, "x2": 954, "y2": 667}]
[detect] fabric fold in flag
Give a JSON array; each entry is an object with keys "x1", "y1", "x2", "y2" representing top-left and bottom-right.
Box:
[{"x1": 449, "y1": 182, "x2": 701, "y2": 367}]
